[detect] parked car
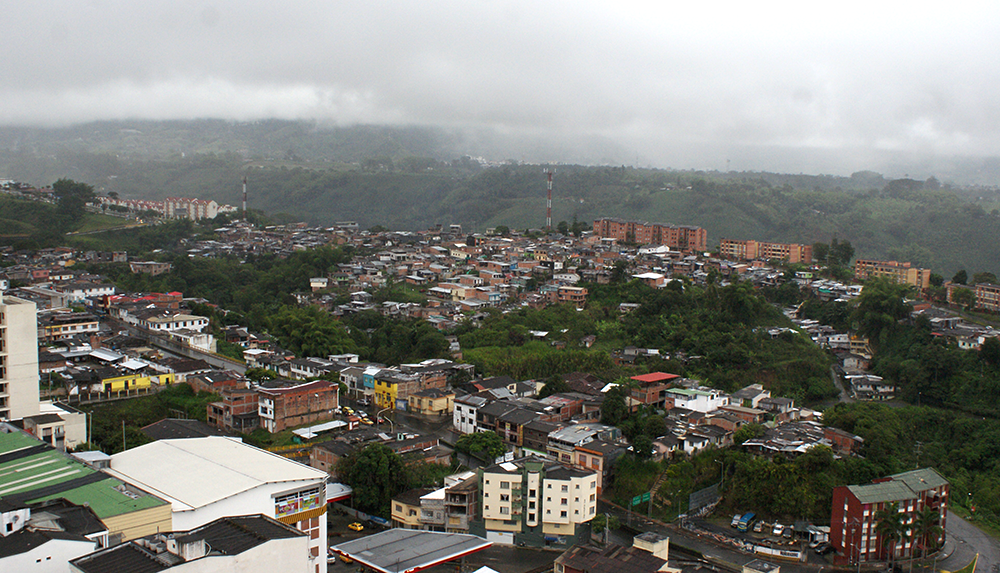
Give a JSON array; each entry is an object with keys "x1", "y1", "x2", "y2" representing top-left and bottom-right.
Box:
[
  {"x1": 731, "y1": 514, "x2": 742, "y2": 528},
  {"x1": 783, "y1": 526, "x2": 794, "y2": 539},
  {"x1": 753, "y1": 521, "x2": 766, "y2": 533},
  {"x1": 773, "y1": 523, "x2": 784, "y2": 536},
  {"x1": 348, "y1": 522, "x2": 364, "y2": 532},
  {"x1": 814, "y1": 542, "x2": 834, "y2": 555}
]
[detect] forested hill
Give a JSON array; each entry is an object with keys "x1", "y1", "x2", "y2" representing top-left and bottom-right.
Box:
[{"x1": 4, "y1": 121, "x2": 1000, "y2": 276}]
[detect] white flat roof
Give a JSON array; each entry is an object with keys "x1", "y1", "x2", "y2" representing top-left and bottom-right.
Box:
[{"x1": 106, "y1": 437, "x2": 327, "y2": 511}]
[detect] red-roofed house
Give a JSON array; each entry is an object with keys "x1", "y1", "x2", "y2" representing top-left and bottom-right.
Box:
[{"x1": 630, "y1": 372, "x2": 680, "y2": 408}]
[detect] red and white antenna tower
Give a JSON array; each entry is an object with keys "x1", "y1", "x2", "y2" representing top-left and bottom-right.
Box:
[
  {"x1": 545, "y1": 170, "x2": 553, "y2": 230},
  {"x1": 242, "y1": 176, "x2": 248, "y2": 218}
]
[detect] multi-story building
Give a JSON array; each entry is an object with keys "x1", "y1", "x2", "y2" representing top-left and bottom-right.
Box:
[
  {"x1": 206, "y1": 387, "x2": 259, "y2": 432},
  {"x1": 830, "y1": 468, "x2": 949, "y2": 565},
  {"x1": 0, "y1": 294, "x2": 40, "y2": 420},
  {"x1": 105, "y1": 436, "x2": 328, "y2": 572},
  {"x1": 164, "y1": 197, "x2": 219, "y2": 220},
  {"x1": 257, "y1": 380, "x2": 338, "y2": 433},
  {"x1": 974, "y1": 282, "x2": 1000, "y2": 312},
  {"x1": 719, "y1": 239, "x2": 812, "y2": 264},
  {"x1": 472, "y1": 456, "x2": 598, "y2": 547},
  {"x1": 37, "y1": 311, "x2": 101, "y2": 342},
  {"x1": 630, "y1": 372, "x2": 680, "y2": 409},
  {"x1": 592, "y1": 218, "x2": 707, "y2": 252},
  {"x1": 665, "y1": 387, "x2": 729, "y2": 413},
  {"x1": 854, "y1": 259, "x2": 931, "y2": 291}
]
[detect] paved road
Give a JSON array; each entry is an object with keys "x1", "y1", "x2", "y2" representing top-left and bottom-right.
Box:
[{"x1": 938, "y1": 511, "x2": 1000, "y2": 573}]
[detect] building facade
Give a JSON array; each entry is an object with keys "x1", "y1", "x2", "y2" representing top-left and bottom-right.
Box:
[
  {"x1": 472, "y1": 457, "x2": 598, "y2": 548},
  {"x1": 0, "y1": 295, "x2": 40, "y2": 420},
  {"x1": 830, "y1": 468, "x2": 949, "y2": 565},
  {"x1": 720, "y1": 239, "x2": 813, "y2": 264},
  {"x1": 593, "y1": 218, "x2": 707, "y2": 252},
  {"x1": 257, "y1": 380, "x2": 338, "y2": 433},
  {"x1": 854, "y1": 259, "x2": 931, "y2": 291}
]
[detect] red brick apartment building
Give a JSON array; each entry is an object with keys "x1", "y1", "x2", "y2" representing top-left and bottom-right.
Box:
[
  {"x1": 854, "y1": 259, "x2": 931, "y2": 291},
  {"x1": 830, "y1": 468, "x2": 948, "y2": 565},
  {"x1": 719, "y1": 239, "x2": 812, "y2": 264},
  {"x1": 593, "y1": 218, "x2": 707, "y2": 252},
  {"x1": 258, "y1": 380, "x2": 338, "y2": 433}
]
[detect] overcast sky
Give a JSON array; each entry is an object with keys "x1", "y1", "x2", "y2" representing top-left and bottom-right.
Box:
[{"x1": 5, "y1": 1, "x2": 1000, "y2": 173}]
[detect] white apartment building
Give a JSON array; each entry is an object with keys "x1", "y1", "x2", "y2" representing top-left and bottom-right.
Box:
[
  {"x1": 0, "y1": 294, "x2": 41, "y2": 420},
  {"x1": 106, "y1": 437, "x2": 328, "y2": 572}
]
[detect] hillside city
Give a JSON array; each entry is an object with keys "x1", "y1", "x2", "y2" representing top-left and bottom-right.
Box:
[{"x1": 0, "y1": 182, "x2": 997, "y2": 573}]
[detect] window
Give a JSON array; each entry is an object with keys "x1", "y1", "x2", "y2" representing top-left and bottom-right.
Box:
[
  {"x1": 395, "y1": 504, "x2": 402, "y2": 511},
  {"x1": 561, "y1": 485, "x2": 568, "y2": 492},
  {"x1": 501, "y1": 481, "x2": 510, "y2": 489},
  {"x1": 591, "y1": 481, "x2": 597, "y2": 489},
  {"x1": 500, "y1": 507, "x2": 509, "y2": 515},
  {"x1": 529, "y1": 501, "x2": 536, "y2": 509},
  {"x1": 484, "y1": 493, "x2": 489, "y2": 498},
  {"x1": 590, "y1": 507, "x2": 595, "y2": 515},
  {"x1": 560, "y1": 511, "x2": 567, "y2": 518},
  {"x1": 575, "y1": 484, "x2": 580, "y2": 489},
  {"x1": 574, "y1": 497, "x2": 579, "y2": 502},
  {"x1": 500, "y1": 494, "x2": 510, "y2": 502},
  {"x1": 590, "y1": 494, "x2": 596, "y2": 502},
  {"x1": 529, "y1": 513, "x2": 536, "y2": 521},
  {"x1": 484, "y1": 505, "x2": 489, "y2": 511},
  {"x1": 561, "y1": 498, "x2": 568, "y2": 505},
  {"x1": 529, "y1": 489, "x2": 536, "y2": 496}
]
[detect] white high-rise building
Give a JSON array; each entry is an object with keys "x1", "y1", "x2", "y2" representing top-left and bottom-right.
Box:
[{"x1": 0, "y1": 294, "x2": 40, "y2": 420}]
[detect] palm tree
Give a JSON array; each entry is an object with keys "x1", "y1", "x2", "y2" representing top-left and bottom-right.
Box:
[
  {"x1": 875, "y1": 503, "x2": 907, "y2": 570},
  {"x1": 913, "y1": 507, "x2": 943, "y2": 558}
]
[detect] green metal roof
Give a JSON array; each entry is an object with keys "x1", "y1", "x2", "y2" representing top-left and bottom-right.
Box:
[
  {"x1": 0, "y1": 430, "x2": 167, "y2": 519},
  {"x1": 890, "y1": 468, "x2": 949, "y2": 492},
  {"x1": 848, "y1": 481, "x2": 915, "y2": 505}
]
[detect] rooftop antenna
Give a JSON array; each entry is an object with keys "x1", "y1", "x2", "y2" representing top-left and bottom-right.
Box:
[{"x1": 545, "y1": 170, "x2": 554, "y2": 231}]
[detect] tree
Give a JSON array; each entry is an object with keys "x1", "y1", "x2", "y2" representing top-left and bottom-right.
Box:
[
  {"x1": 600, "y1": 385, "x2": 629, "y2": 426},
  {"x1": 928, "y1": 273, "x2": 944, "y2": 287},
  {"x1": 733, "y1": 423, "x2": 765, "y2": 445},
  {"x1": 851, "y1": 278, "x2": 912, "y2": 345},
  {"x1": 812, "y1": 242, "x2": 830, "y2": 265},
  {"x1": 972, "y1": 271, "x2": 998, "y2": 285},
  {"x1": 980, "y1": 337, "x2": 1000, "y2": 366},
  {"x1": 52, "y1": 178, "x2": 96, "y2": 228},
  {"x1": 953, "y1": 270, "x2": 968, "y2": 285},
  {"x1": 632, "y1": 434, "x2": 653, "y2": 459},
  {"x1": 913, "y1": 507, "x2": 942, "y2": 558},
  {"x1": 455, "y1": 431, "x2": 506, "y2": 462},
  {"x1": 874, "y1": 503, "x2": 908, "y2": 569},
  {"x1": 952, "y1": 287, "x2": 975, "y2": 308},
  {"x1": 538, "y1": 377, "x2": 570, "y2": 398},
  {"x1": 337, "y1": 443, "x2": 410, "y2": 518}
]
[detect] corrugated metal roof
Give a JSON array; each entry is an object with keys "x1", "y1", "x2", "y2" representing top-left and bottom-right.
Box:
[{"x1": 848, "y1": 481, "x2": 914, "y2": 504}]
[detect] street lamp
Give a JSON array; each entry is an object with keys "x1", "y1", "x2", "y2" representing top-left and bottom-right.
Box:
[{"x1": 376, "y1": 407, "x2": 394, "y2": 434}]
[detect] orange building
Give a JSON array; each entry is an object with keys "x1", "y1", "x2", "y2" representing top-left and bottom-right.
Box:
[
  {"x1": 593, "y1": 218, "x2": 707, "y2": 252},
  {"x1": 719, "y1": 239, "x2": 812, "y2": 264}
]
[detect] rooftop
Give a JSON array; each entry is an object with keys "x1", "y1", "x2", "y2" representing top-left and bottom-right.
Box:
[
  {"x1": 0, "y1": 428, "x2": 167, "y2": 519},
  {"x1": 331, "y1": 529, "x2": 491, "y2": 573},
  {"x1": 105, "y1": 437, "x2": 327, "y2": 511}
]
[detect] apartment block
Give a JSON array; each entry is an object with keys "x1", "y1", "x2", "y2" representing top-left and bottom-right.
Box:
[
  {"x1": 593, "y1": 218, "x2": 707, "y2": 252},
  {"x1": 720, "y1": 239, "x2": 812, "y2": 264},
  {"x1": 0, "y1": 294, "x2": 40, "y2": 420},
  {"x1": 473, "y1": 457, "x2": 598, "y2": 548},
  {"x1": 830, "y1": 468, "x2": 948, "y2": 565},
  {"x1": 854, "y1": 259, "x2": 931, "y2": 291}
]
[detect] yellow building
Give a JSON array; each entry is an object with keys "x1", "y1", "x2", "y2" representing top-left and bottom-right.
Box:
[
  {"x1": 854, "y1": 259, "x2": 931, "y2": 291},
  {"x1": 98, "y1": 367, "x2": 175, "y2": 393},
  {"x1": 373, "y1": 378, "x2": 398, "y2": 410},
  {"x1": 407, "y1": 388, "x2": 455, "y2": 416}
]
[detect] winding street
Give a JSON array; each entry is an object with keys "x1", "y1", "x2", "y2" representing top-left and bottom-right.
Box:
[{"x1": 937, "y1": 511, "x2": 1000, "y2": 573}]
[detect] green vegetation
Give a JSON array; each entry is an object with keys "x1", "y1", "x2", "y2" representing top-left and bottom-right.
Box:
[
  {"x1": 336, "y1": 443, "x2": 452, "y2": 518},
  {"x1": 453, "y1": 430, "x2": 506, "y2": 462},
  {"x1": 81, "y1": 383, "x2": 219, "y2": 454}
]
